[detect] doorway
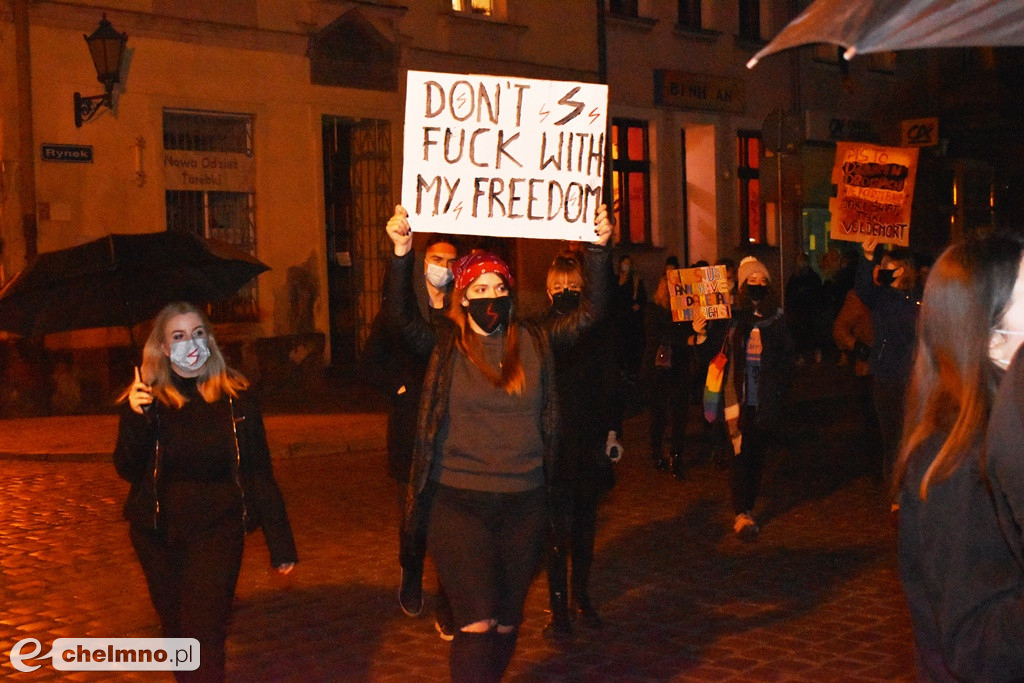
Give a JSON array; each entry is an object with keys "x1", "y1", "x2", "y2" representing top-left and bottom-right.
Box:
[{"x1": 322, "y1": 116, "x2": 392, "y2": 369}]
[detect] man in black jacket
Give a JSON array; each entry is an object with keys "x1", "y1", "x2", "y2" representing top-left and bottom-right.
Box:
[{"x1": 361, "y1": 233, "x2": 459, "y2": 639}]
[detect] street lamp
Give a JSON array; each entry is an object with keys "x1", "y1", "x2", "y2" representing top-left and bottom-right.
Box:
[{"x1": 73, "y1": 15, "x2": 127, "y2": 128}]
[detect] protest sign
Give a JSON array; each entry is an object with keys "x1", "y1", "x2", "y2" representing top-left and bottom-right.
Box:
[
  {"x1": 667, "y1": 265, "x2": 731, "y2": 323},
  {"x1": 829, "y1": 142, "x2": 919, "y2": 247},
  {"x1": 401, "y1": 71, "x2": 608, "y2": 241}
]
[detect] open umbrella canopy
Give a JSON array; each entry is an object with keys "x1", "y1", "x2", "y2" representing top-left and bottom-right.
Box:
[
  {"x1": 748, "y1": 0, "x2": 1024, "y2": 67},
  {"x1": 0, "y1": 231, "x2": 268, "y2": 336}
]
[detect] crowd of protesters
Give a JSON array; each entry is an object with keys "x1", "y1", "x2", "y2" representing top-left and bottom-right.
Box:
[{"x1": 100, "y1": 198, "x2": 1024, "y2": 681}]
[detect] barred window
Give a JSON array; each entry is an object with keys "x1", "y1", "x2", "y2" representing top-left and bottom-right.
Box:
[{"x1": 163, "y1": 110, "x2": 259, "y2": 323}]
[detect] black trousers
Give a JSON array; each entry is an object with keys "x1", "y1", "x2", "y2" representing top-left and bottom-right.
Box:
[
  {"x1": 731, "y1": 406, "x2": 770, "y2": 515},
  {"x1": 129, "y1": 482, "x2": 245, "y2": 683},
  {"x1": 872, "y1": 376, "x2": 907, "y2": 488},
  {"x1": 428, "y1": 484, "x2": 547, "y2": 629},
  {"x1": 429, "y1": 485, "x2": 546, "y2": 683},
  {"x1": 649, "y1": 367, "x2": 690, "y2": 456},
  {"x1": 547, "y1": 488, "x2": 600, "y2": 608}
]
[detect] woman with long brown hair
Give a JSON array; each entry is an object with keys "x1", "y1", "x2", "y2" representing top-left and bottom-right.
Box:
[
  {"x1": 115, "y1": 302, "x2": 296, "y2": 682},
  {"x1": 894, "y1": 233, "x2": 1024, "y2": 680},
  {"x1": 384, "y1": 205, "x2": 611, "y2": 681}
]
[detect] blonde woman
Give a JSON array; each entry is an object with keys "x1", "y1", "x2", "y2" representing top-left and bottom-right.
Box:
[{"x1": 114, "y1": 301, "x2": 296, "y2": 682}]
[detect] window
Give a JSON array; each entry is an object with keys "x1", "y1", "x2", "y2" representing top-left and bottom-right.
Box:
[
  {"x1": 611, "y1": 119, "x2": 652, "y2": 245},
  {"x1": 609, "y1": 0, "x2": 639, "y2": 18},
  {"x1": 163, "y1": 110, "x2": 259, "y2": 323},
  {"x1": 451, "y1": 0, "x2": 493, "y2": 15},
  {"x1": 738, "y1": 131, "x2": 765, "y2": 245},
  {"x1": 868, "y1": 51, "x2": 897, "y2": 73},
  {"x1": 678, "y1": 0, "x2": 701, "y2": 29},
  {"x1": 738, "y1": 0, "x2": 760, "y2": 41}
]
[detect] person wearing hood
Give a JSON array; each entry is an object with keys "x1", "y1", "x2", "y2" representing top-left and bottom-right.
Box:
[
  {"x1": 541, "y1": 251, "x2": 620, "y2": 640},
  {"x1": 724, "y1": 257, "x2": 794, "y2": 541},
  {"x1": 384, "y1": 204, "x2": 612, "y2": 682},
  {"x1": 361, "y1": 232, "x2": 459, "y2": 638}
]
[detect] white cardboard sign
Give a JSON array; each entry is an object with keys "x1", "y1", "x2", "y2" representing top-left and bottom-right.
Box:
[{"x1": 401, "y1": 71, "x2": 609, "y2": 241}]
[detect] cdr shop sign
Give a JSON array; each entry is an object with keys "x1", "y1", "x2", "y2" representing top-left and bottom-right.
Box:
[{"x1": 41, "y1": 144, "x2": 94, "y2": 163}]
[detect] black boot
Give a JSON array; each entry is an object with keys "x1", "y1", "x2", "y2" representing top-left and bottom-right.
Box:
[
  {"x1": 573, "y1": 593, "x2": 603, "y2": 629},
  {"x1": 450, "y1": 630, "x2": 497, "y2": 683},
  {"x1": 491, "y1": 629, "x2": 518, "y2": 680},
  {"x1": 542, "y1": 590, "x2": 573, "y2": 640}
]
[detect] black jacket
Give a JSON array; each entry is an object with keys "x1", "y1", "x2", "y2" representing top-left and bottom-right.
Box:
[
  {"x1": 729, "y1": 306, "x2": 794, "y2": 429},
  {"x1": 855, "y1": 255, "x2": 920, "y2": 383},
  {"x1": 113, "y1": 390, "x2": 298, "y2": 567},
  {"x1": 899, "y1": 430, "x2": 1024, "y2": 681},
  {"x1": 360, "y1": 304, "x2": 446, "y2": 482}
]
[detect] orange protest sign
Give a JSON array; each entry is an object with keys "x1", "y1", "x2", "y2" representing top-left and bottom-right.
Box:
[
  {"x1": 667, "y1": 265, "x2": 731, "y2": 323},
  {"x1": 828, "y1": 142, "x2": 919, "y2": 247}
]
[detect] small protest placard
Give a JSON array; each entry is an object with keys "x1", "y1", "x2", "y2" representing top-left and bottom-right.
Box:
[
  {"x1": 829, "y1": 142, "x2": 919, "y2": 247},
  {"x1": 667, "y1": 266, "x2": 731, "y2": 323},
  {"x1": 401, "y1": 70, "x2": 608, "y2": 241}
]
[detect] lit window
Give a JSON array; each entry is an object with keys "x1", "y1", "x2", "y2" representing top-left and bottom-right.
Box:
[
  {"x1": 611, "y1": 119, "x2": 652, "y2": 245},
  {"x1": 452, "y1": 0, "x2": 493, "y2": 15},
  {"x1": 738, "y1": 131, "x2": 765, "y2": 245}
]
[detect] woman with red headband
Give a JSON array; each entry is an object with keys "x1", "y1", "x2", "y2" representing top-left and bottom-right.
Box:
[{"x1": 385, "y1": 204, "x2": 612, "y2": 681}]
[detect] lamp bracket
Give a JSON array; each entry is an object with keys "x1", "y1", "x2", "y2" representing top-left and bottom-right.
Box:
[{"x1": 74, "y1": 91, "x2": 111, "y2": 128}]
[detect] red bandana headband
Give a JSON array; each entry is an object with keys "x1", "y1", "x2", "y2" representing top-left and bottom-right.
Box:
[{"x1": 451, "y1": 251, "x2": 514, "y2": 291}]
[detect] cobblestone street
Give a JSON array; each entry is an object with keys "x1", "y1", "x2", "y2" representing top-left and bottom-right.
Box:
[{"x1": 0, "y1": 364, "x2": 914, "y2": 681}]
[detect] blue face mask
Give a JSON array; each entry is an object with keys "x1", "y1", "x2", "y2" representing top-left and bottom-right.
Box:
[{"x1": 425, "y1": 262, "x2": 453, "y2": 289}]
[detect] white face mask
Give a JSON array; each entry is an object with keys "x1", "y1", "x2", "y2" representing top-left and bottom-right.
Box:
[
  {"x1": 169, "y1": 338, "x2": 210, "y2": 371},
  {"x1": 425, "y1": 262, "x2": 453, "y2": 289},
  {"x1": 990, "y1": 328, "x2": 1024, "y2": 368}
]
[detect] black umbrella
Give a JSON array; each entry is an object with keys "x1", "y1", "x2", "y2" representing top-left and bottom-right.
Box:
[{"x1": 0, "y1": 230, "x2": 269, "y2": 337}]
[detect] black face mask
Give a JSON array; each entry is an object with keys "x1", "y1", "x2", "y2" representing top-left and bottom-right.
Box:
[
  {"x1": 877, "y1": 269, "x2": 896, "y2": 287},
  {"x1": 466, "y1": 296, "x2": 511, "y2": 334},
  {"x1": 550, "y1": 290, "x2": 581, "y2": 316},
  {"x1": 746, "y1": 284, "x2": 768, "y2": 302}
]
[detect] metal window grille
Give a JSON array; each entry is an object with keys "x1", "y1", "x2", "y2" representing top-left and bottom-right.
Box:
[{"x1": 163, "y1": 110, "x2": 259, "y2": 322}]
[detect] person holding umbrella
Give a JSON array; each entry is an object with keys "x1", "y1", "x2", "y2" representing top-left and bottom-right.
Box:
[
  {"x1": 385, "y1": 204, "x2": 612, "y2": 681},
  {"x1": 115, "y1": 301, "x2": 297, "y2": 682}
]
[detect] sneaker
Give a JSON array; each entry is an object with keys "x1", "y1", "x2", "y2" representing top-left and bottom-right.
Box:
[
  {"x1": 606, "y1": 431, "x2": 623, "y2": 463},
  {"x1": 434, "y1": 618, "x2": 454, "y2": 641},
  {"x1": 398, "y1": 568, "x2": 423, "y2": 617},
  {"x1": 733, "y1": 513, "x2": 759, "y2": 542}
]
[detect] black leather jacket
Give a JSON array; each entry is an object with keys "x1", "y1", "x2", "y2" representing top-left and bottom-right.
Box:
[{"x1": 113, "y1": 390, "x2": 297, "y2": 567}]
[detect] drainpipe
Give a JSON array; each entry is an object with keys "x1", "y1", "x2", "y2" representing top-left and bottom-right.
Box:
[{"x1": 13, "y1": 0, "x2": 37, "y2": 263}]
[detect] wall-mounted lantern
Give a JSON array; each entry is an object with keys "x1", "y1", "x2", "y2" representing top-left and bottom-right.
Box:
[{"x1": 74, "y1": 15, "x2": 128, "y2": 128}]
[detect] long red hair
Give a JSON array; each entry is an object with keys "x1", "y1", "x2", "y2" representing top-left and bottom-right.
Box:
[{"x1": 447, "y1": 277, "x2": 526, "y2": 396}]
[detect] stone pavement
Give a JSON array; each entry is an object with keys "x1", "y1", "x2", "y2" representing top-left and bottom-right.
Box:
[{"x1": 0, "y1": 363, "x2": 915, "y2": 681}]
